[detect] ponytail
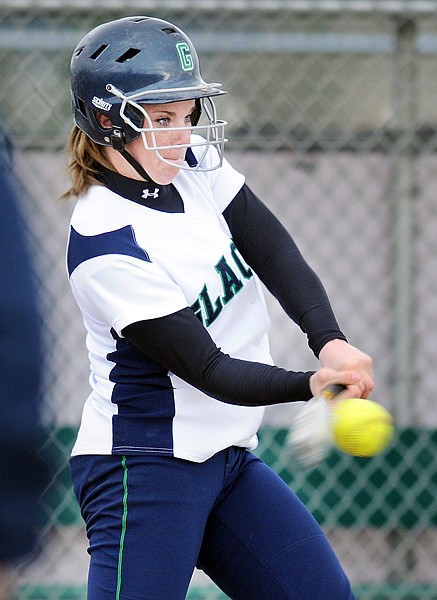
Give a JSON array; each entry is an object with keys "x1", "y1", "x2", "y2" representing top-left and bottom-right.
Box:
[{"x1": 59, "y1": 126, "x2": 113, "y2": 201}]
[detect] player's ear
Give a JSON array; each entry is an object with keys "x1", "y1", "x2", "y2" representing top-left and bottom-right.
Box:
[{"x1": 96, "y1": 112, "x2": 113, "y2": 129}]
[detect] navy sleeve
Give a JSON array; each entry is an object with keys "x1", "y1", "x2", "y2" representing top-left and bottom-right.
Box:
[
  {"x1": 123, "y1": 308, "x2": 314, "y2": 406},
  {"x1": 0, "y1": 134, "x2": 49, "y2": 563},
  {"x1": 223, "y1": 184, "x2": 347, "y2": 357}
]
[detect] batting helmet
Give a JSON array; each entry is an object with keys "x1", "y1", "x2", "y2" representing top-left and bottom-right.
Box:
[{"x1": 70, "y1": 16, "x2": 227, "y2": 171}]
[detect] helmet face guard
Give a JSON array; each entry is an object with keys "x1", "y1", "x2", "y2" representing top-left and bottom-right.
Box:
[
  {"x1": 106, "y1": 84, "x2": 227, "y2": 172},
  {"x1": 70, "y1": 16, "x2": 228, "y2": 173}
]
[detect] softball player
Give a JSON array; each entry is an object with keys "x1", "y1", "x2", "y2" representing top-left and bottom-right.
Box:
[{"x1": 64, "y1": 16, "x2": 374, "y2": 599}]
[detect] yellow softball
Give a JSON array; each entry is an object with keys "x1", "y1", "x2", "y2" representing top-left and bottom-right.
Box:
[{"x1": 331, "y1": 398, "x2": 394, "y2": 457}]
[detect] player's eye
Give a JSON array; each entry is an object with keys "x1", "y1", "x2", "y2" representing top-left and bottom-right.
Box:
[
  {"x1": 153, "y1": 113, "x2": 193, "y2": 127},
  {"x1": 156, "y1": 117, "x2": 170, "y2": 126}
]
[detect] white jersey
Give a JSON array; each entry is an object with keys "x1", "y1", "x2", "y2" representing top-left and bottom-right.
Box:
[{"x1": 67, "y1": 138, "x2": 273, "y2": 462}]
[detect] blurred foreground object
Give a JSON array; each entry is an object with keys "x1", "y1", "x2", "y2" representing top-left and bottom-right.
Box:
[{"x1": 0, "y1": 127, "x2": 50, "y2": 599}]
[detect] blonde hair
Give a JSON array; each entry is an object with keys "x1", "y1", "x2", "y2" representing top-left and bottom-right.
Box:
[{"x1": 59, "y1": 125, "x2": 114, "y2": 201}]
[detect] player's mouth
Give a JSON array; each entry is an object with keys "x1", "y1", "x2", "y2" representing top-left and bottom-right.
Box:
[{"x1": 162, "y1": 154, "x2": 184, "y2": 163}]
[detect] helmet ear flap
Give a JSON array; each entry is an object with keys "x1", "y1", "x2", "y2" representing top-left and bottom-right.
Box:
[
  {"x1": 190, "y1": 99, "x2": 202, "y2": 126},
  {"x1": 117, "y1": 103, "x2": 143, "y2": 144}
]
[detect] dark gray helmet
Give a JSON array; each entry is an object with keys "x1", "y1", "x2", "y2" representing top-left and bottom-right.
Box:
[{"x1": 70, "y1": 16, "x2": 226, "y2": 154}]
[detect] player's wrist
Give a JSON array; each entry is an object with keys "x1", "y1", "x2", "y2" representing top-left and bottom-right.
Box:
[{"x1": 318, "y1": 338, "x2": 350, "y2": 363}]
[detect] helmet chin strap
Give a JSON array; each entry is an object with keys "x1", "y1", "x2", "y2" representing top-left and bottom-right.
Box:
[{"x1": 110, "y1": 127, "x2": 157, "y2": 184}]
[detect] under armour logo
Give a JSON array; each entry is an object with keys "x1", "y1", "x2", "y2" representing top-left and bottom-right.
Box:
[{"x1": 142, "y1": 188, "x2": 159, "y2": 200}]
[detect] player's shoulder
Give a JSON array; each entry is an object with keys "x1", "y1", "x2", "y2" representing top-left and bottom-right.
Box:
[
  {"x1": 70, "y1": 184, "x2": 131, "y2": 235},
  {"x1": 73, "y1": 183, "x2": 113, "y2": 210}
]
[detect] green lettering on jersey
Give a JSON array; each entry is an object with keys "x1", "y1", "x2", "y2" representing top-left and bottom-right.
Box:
[
  {"x1": 215, "y1": 256, "x2": 243, "y2": 304},
  {"x1": 230, "y1": 242, "x2": 253, "y2": 280},
  {"x1": 190, "y1": 298, "x2": 203, "y2": 323},
  {"x1": 189, "y1": 242, "x2": 254, "y2": 328},
  {"x1": 199, "y1": 284, "x2": 223, "y2": 327}
]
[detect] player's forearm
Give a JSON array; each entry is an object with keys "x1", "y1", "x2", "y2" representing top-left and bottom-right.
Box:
[
  {"x1": 223, "y1": 185, "x2": 347, "y2": 356},
  {"x1": 122, "y1": 308, "x2": 314, "y2": 406}
]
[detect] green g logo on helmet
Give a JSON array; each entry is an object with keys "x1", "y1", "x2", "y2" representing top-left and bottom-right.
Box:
[{"x1": 176, "y1": 42, "x2": 194, "y2": 72}]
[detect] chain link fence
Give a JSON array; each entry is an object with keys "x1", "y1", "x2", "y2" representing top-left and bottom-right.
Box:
[{"x1": 1, "y1": 1, "x2": 437, "y2": 598}]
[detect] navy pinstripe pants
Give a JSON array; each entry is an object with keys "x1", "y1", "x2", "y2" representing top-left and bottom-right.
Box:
[{"x1": 70, "y1": 447, "x2": 355, "y2": 600}]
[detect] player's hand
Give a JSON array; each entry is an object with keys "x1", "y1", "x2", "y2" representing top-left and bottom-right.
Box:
[
  {"x1": 318, "y1": 339, "x2": 374, "y2": 398},
  {"x1": 309, "y1": 368, "x2": 360, "y2": 403}
]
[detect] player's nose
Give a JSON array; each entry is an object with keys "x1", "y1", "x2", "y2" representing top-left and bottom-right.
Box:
[{"x1": 173, "y1": 124, "x2": 191, "y2": 146}]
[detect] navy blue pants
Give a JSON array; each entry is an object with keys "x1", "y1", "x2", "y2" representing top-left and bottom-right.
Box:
[{"x1": 70, "y1": 447, "x2": 355, "y2": 600}]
